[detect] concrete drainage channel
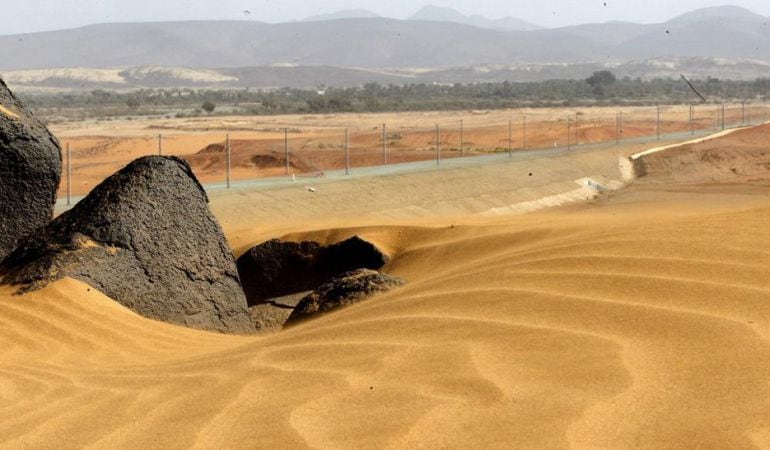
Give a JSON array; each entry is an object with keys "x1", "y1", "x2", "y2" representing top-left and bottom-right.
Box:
[{"x1": 481, "y1": 122, "x2": 770, "y2": 217}]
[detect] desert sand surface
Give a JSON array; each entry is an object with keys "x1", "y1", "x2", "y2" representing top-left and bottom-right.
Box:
[{"x1": 2, "y1": 122, "x2": 770, "y2": 448}]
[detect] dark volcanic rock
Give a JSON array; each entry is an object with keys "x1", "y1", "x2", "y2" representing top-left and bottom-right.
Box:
[
  {"x1": 0, "y1": 156, "x2": 254, "y2": 334},
  {"x1": 237, "y1": 235, "x2": 389, "y2": 306},
  {"x1": 0, "y1": 78, "x2": 62, "y2": 261},
  {"x1": 286, "y1": 269, "x2": 404, "y2": 325}
]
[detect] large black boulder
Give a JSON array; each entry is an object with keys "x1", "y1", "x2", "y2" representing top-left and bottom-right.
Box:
[
  {"x1": 286, "y1": 269, "x2": 405, "y2": 325},
  {"x1": 0, "y1": 156, "x2": 254, "y2": 334},
  {"x1": 0, "y1": 78, "x2": 62, "y2": 261},
  {"x1": 237, "y1": 236, "x2": 389, "y2": 306}
]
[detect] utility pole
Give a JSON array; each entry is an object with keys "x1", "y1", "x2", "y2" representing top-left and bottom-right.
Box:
[
  {"x1": 158, "y1": 134, "x2": 163, "y2": 156},
  {"x1": 66, "y1": 142, "x2": 72, "y2": 206},
  {"x1": 508, "y1": 119, "x2": 512, "y2": 157},
  {"x1": 382, "y1": 123, "x2": 387, "y2": 165},
  {"x1": 345, "y1": 128, "x2": 350, "y2": 175},
  {"x1": 436, "y1": 124, "x2": 441, "y2": 166},
  {"x1": 459, "y1": 119, "x2": 464, "y2": 157},
  {"x1": 284, "y1": 128, "x2": 290, "y2": 176},
  {"x1": 226, "y1": 134, "x2": 231, "y2": 189}
]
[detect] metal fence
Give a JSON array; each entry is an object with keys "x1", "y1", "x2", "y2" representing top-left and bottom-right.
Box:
[{"x1": 57, "y1": 102, "x2": 767, "y2": 205}]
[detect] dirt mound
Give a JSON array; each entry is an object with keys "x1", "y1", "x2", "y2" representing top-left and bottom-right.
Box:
[
  {"x1": 237, "y1": 236, "x2": 389, "y2": 306},
  {"x1": 0, "y1": 156, "x2": 254, "y2": 334},
  {"x1": 0, "y1": 79, "x2": 62, "y2": 261},
  {"x1": 187, "y1": 140, "x2": 315, "y2": 173},
  {"x1": 286, "y1": 269, "x2": 404, "y2": 325},
  {"x1": 637, "y1": 124, "x2": 770, "y2": 185}
]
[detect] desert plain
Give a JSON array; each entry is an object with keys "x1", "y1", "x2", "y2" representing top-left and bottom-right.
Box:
[{"x1": 1, "y1": 107, "x2": 770, "y2": 448}]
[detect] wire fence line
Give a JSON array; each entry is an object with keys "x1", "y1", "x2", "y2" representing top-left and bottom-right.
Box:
[{"x1": 56, "y1": 102, "x2": 767, "y2": 206}]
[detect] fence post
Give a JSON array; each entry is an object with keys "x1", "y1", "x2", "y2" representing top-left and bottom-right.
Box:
[
  {"x1": 508, "y1": 119, "x2": 512, "y2": 157},
  {"x1": 616, "y1": 112, "x2": 620, "y2": 145},
  {"x1": 158, "y1": 133, "x2": 162, "y2": 156},
  {"x1": 656, "y1": 105, "x2": 661, "y2": 140},
  {"x1": 575, "y1": 112, "x2": 579, "y2": 146},
  {"x1": 747, "y1": 102, "x2": 752, "y2": 125},
  {"x1": 66, "y1": 142, "x2": 72, "y2": 206},
  {"x1": 689, "y1": 105, "x2": 694, "y2": 135},
  {"x1": 284, "y1": 128, "x2": 289, "y2": 176},
  {"x1": 382, "y1": 123, "x2": 387, "y2": 165},
  {"x1": 436, "y1": 124, "x2": 441, "y2": 166},
  {"x1": 523, "y1": 116, "x2": 527, "y2": 150},
  {"x1": 567, "y1": 116, "x2": 571, "y2": 151},
  {"x1": 226, "y1": 134, "x2": 231, "y2": 189},
  {"x1": 715, "y1": 105, "x2": 719, "y2": 130},
  {"x1": 742, "y1": 102, "x2": 746, "y2": 125},
  {"x1": 460, "y1": 119, "x2": 464, "y2": 157},
  {"x1": 345, "y1": 128, "x2": 350, "y2": 175},
  {"x1": 722, "y1": 103, "x2": 725, "y2": 131}
]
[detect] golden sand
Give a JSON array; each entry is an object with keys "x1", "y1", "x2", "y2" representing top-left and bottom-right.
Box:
[{"x1": 1, "y1": 126, "x2": 769, "y2": 448}]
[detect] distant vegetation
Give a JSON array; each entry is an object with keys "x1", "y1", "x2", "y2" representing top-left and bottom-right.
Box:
[{"x1": 20, "y1": 73, "x2": 770, "y2": 122}]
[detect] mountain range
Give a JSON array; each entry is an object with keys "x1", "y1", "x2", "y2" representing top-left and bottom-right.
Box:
[
  {"x1": 0, "y1": 5, "x2": 768, "y2": 89},
  {"x1": 302, "y1": 6, "x2": 543, "y2": 31}
]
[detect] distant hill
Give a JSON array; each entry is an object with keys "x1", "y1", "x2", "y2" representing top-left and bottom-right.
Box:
[
  {"x1": 302, "y1": 9, "x2": 380, "y2": 22},
  {"x1": 5, "y1": 57, "x2": 770, "y2": 93},
  {"x1": 0, "y1": 5, "x2": 769, "y2": 79},
  {"x1": 409, "y1": 5, "x2": 543, "y2": 31},
  {"x1": 0, "y1": 19, "x2": 602, "y2": 70},
  {"x1": 666, "y1": 5, "x2": 767, "y2": 25}
]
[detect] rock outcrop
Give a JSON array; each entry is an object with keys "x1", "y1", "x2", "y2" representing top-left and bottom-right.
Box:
[
  {"x1": 0, "y1": 78, "x2": 62, "y2": 261},
  {"x1": 286, "y1": 269, "x2": 404, "y2": 325},
  {"x1": 237, "y1": 236, "x2": 389, "y2": 305},
  {"x1": 0, "y1": 156, "x2": 254, "y2": 334}
]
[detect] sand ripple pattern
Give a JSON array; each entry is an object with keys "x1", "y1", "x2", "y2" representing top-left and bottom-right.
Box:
[{"x1": 1, "y1": 206, "x2": 769, "y2": 448}]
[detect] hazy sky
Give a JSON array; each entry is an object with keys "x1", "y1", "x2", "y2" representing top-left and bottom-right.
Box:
[{"x1": 3, "y1": 0, "x2": 770, "y2": 35}]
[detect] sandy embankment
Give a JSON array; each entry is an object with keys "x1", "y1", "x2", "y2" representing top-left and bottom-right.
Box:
[{"x1": 1, "y1": 125, "x2": 769, "y2": 448}]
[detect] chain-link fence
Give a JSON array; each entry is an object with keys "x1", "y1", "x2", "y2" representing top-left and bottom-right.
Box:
[{"x1": 57, "y1": 103, "x2": 767, "y2": 205}]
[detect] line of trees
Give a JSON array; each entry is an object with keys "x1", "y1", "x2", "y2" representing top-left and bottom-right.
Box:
[{"x1": 19, "y1": 72, "x2": 770, "y2": 120}]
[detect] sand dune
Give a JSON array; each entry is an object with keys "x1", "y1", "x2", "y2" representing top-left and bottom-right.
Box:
[{"x1": 1, "y1": 126, "x2": 770, "y2": 448}]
